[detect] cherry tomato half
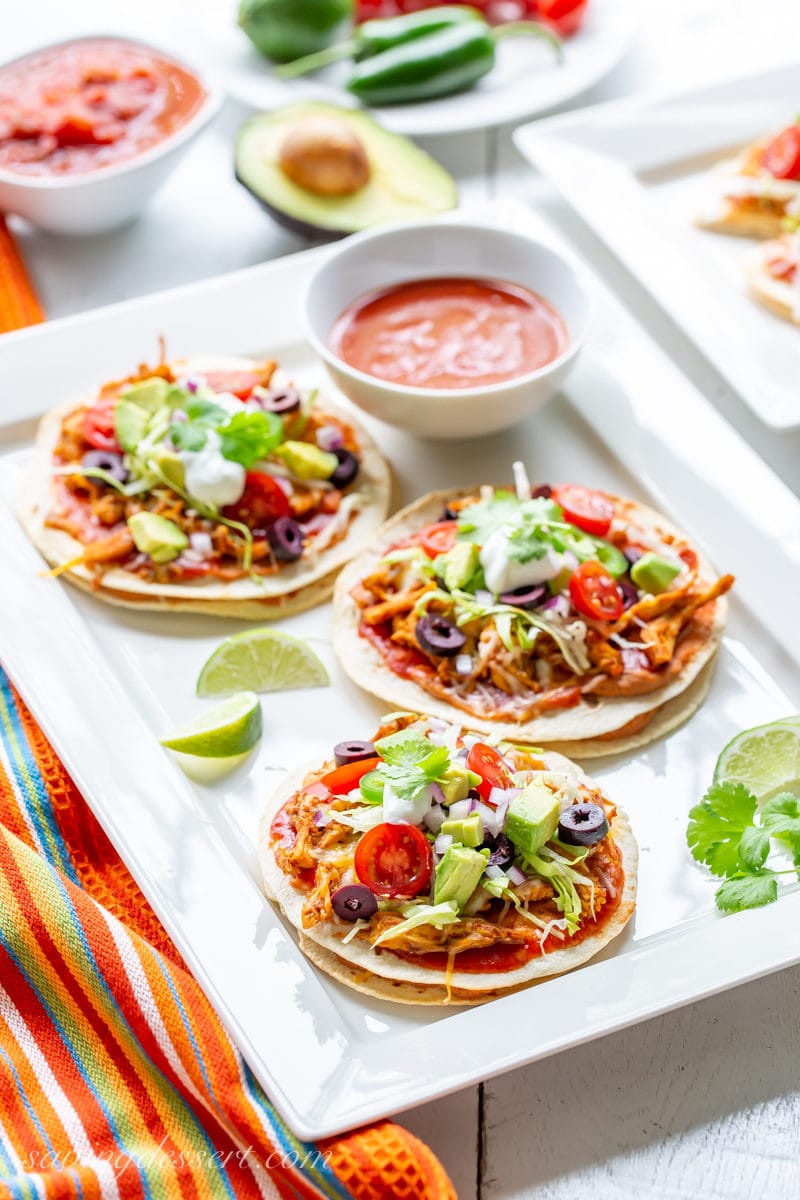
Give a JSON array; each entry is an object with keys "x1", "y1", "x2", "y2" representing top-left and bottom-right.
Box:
[
  {"x1": 418, "y1": 521, "x2": 458, "y2": 558},
  {"x1": 354, "y1": 822, "x2": 433, "y2": 898},
  {"x1": 222, "y1": 471, "x2": 290, "y2": 528},
  {"x1": 83, "y1": 397, "x2": 121, "y2": 453},
  {"x1": 762, "y1": 124, "x2": 800, "y2": 181},
  {"x1": 569, "y1": 560, "x2": 624, "y2": 621},
  {"x1": 536, "y1": 0, "x2": 588, "y2": 37},
  {"x1": 467, "y1": 742, "x2": 514, "y2": 803},
  {"x1": 766, "y1": 249, "x2": 797, "y2": 281},
  {"x1": 203, "y1": 370, "x2": 263, "y2": 400},
  {"x1": 321, "y1": 756, "x2": 382, "y2": 795},
  {"x1": 552, "y1": 484, "x2": 615, "y2": 537}
]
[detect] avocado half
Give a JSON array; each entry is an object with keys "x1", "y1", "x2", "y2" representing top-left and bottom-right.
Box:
[{"x1": 235, "y1": 102, "x2": 458, "y2": 239}]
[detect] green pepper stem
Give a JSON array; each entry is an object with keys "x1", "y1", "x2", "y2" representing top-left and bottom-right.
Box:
[
  {"x1": 491, "y1": 21, "x2": 563, "y2": 63},
  {"x1": 274, "y1": 39, "x2": 357, "y2": 79}
]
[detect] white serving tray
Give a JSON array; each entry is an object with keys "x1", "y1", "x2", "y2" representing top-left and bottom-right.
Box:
[
  {"x1": 1, "y1": 203, "x2": 799, "y2": 1140},
  {"x1": 514, "y1": 60, "x2": 800, "y2": 429}
]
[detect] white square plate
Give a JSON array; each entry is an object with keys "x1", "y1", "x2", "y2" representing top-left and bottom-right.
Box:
[
  {"x1": 1, "y1": 203, "x2": 800, "y2": 1139},
  {"x1": 514, "y1": 61, "x2": 800, "y2": 428}
]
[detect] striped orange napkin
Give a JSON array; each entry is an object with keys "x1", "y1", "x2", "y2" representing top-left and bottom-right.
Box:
[
  {"x1": 0, "y1": 225, "x2": 455, "y2": 1200},
  {"x1": 0, "y1": 218, "x2": 43, "y2": 332}
]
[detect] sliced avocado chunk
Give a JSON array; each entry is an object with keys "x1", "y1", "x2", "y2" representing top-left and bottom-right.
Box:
[
  {"x1": 441, "y1": 811, "x2": 484, "y2": 849},
  {"x1": 433, "y1": 845, "x2": 490, "y2": 910},
  {"x1": 122, "y1": 377, "x2": 171, "y2": 412},
  {"x1": 436, "y1": 541, "x2": 479, "y2": 592},
  {"x1": 630, "y1": 551, "x2": 682, "y2": 595},
  {"x1": 150, "y1": 448, "x2": 186, "y2": 492},
  {"x1": 505, "y1": 781, "x2": 560, "y2": 858},
  {"x1": 114, "y1": 400, "x2": 150, "y2": 453},
  {"x1": 275, "y1": 440, "x2": 337, "y2": 480},
  {"x1": 128, "y1": 513, "x2": 188, "y2": 564},
  {"x1": 235, "y1": 103, "x2": 458, "y2": 239},
  {"x1": 439, "y1": 762, "x2": 480, "y2": 805}
]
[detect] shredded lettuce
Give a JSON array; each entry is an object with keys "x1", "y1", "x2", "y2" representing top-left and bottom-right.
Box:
[
  {"x1": 371, "y1": 901, "x2": 459, "y2": 947},
  {"x1": 328, "y1": 805, "x2": 385, "y2": 833},
  {"x1": 520, "y1": 845, "x2": 594, "y2": 935}
]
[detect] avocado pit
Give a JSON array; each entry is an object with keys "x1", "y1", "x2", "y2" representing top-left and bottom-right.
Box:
[{"x1": 279, "y1": 116, "x2": 370, "y2": 197}]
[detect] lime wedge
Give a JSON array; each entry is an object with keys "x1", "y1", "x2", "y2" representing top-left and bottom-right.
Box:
[
  {"x1": 714, "y1": 716, "x2": 800, "y2": 801},
  {"x1": 196, "y1": 628, "x2": 329, "y2": 698},
  {"x1": 161, "y1": 692, "x2": 262, "y2": 758}
]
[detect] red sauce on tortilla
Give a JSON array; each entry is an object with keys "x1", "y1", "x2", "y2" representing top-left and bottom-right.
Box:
[
  {"x1": 330, "y1": 277, "x2": 568, "y2": 390},
  {"x1": 270, "y1": 802, "x2": 317, "y2": 888},
  {"x1": 360, "y1": 620, "x2": 432, "y2": 680},
  {"x1": 0, "y1": 38, "x2": 206, "y2": 176}
]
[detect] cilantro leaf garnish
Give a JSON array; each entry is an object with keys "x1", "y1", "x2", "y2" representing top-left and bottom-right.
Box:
[
  {"x1": 686, "y1": 781, "x2": 757, "y2": 877},
  {"x1": 761, "y1": 792, "x2": 800, "y2": 853},
  {"x1": 168, "y1": 397, "x2": 228, "y2": 454},
  {"x1": 169, "y1": 422, "x2": 208, "y2": 452},
  {"x1": 219, "y1": 411, "x2": 283, "y2": 468},
  {"x1": 374, "y1": 732, "x2": 450, "y2": 805},
  {"x1": 168, "y1": 401, "x2": 284, "y2": 466},
  {"x1": 456, "y1": 491, "x2": 519, "y2": 544},
  {"x1": 715, "y1": 873, "x2": 779, "y2": 913},
  {"x1": 687, "y1": 779, "x2": 800, "y2": 915}
]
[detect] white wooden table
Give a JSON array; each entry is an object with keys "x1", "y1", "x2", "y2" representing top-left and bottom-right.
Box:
[{"x1": 7, "y1": 1, "x2": 800, "y2": 1193}]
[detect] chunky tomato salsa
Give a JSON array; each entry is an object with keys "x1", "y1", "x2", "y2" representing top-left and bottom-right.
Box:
[{"x1": 0, "y1": 38, "x2": 206, "y2": 176}]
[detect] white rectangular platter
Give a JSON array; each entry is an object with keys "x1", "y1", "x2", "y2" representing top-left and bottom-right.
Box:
[
  {"x1": 1, "y1": 202, "x2": 800, "y2": 1139},
  {"x1": 514, "y1": 60, "x2": 800, "y2": 429}
]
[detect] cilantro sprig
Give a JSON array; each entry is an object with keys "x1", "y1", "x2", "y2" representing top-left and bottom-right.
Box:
[
  {"x1": 456, "y1": 492, "x2": 599, "y2": 565},
  {"x1": 168, "y1": 397, "x2": 283, "y2": 467},
  {"x1": 373, "y1": 731, "x2": 450, "y2": 806},
  {"x1": 687, "y1": 781, "x2": 800, "y2": 913}
]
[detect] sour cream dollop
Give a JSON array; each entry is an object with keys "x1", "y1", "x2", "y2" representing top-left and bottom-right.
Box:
[
  {"x1": 180, "y1": 430, "x2": 245, "y2": 508},
  {"x1": 480, "y1": 527, "x2": 562, "y2": 595}
]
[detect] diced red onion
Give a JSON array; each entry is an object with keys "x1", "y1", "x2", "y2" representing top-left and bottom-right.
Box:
[
  {"x1": 423, "y1": 803, "x2": 446, "y2": 833},
  {"x1": 447, "y1": 799, "x2": 472, "y2": 821},
  {"x1": 302, "y1": 512, "x2": 331, "y2": 537},
  {"x1": 272, "y1": 474, "x2": 293, "y2": 497},
  {"x1": 475, "y1": 589, "x2": 494, "y2": 606},
  {"x1": 593, "y1": 864, "x2": 616, "y2": 899},
  {"x1": 494, "y1": 793, "x2": 516, "y2": 830},
  {"x1": 189, "y1": 531, "x2": 213, "y2": 558},
  {"x1": 313, "y1": 809, "x2": 331, "y2": 827},
  {"x1": 562, "y1": 550, "x2": 579, "y2": 572},
  {"x1": 508, "y1": 864, "x2": 526, "y2": 885},
  {"x1": 429, "y1": 782, "x2": 446, "y2": 807},
  {"x1": 621, "y1": 647, "x2": 650, "y2": 672},
  {"x1": 467, "y1": 795, "x2": 478, "y2": 814},
  {"x1": 475, "y1": 801, "x2": 500, "y2": 838},
  {"x1": 489, "y1": 785, "x2": 520, "y2": 809},
  {"x1": 455, "y1": 653, "x2": 474, "y2": 676},
  {"x1": 316, "y1": 424, "x2": 345, "y2": 452},
  {"x1": 433, "y1": 832, "x2": 453, "y2": 856},
  {"x1": 543, "y1": 594, "x2": 571, "y2": 618},
  {"x1": 455, "y1": 746, "x2": 468, "y2": 760},
  {"x1": 485, "y1": 864, "x2": 505, "y2": 881},
  {"x1": 177, "y1": 374, "x2": 205, "y2": 394}
]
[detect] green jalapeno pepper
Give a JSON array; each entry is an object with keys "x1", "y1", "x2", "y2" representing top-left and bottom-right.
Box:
[
  {"x1": 347, "y1": 19, "x2": 562, "y2": 106},
  {"x1": 277, "y1": 4, "x2": 480, "y2": 78},
  {"x1": 239, "y1": 0, "x2": 353, "y2": 64},
  {"x1": 277, "y1": 5, "x2": 562, "y2": 106}
]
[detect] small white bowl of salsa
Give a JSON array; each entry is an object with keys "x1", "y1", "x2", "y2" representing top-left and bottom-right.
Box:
[
  {"x1": 304, "y1": 220, "x2": 591, "y2": 440},
  {"x1": 0, "y1": 36, "x2": 221, "y2": 234}
]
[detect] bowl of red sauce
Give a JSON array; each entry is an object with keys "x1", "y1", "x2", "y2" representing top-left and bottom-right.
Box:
[
  {"x1": 0, "y1": 36, "x2": 221, "y2": 234},
  {"x1": 305, "y1": 221, "x2": 590, "y2": 439}
]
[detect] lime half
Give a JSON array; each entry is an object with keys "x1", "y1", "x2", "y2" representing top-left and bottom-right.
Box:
[
  {"x1": 161, "y1": 691, "x2": 262, "y2": 758},
  {"x1": 714, "y1": 716, "x2": 800, "y2": 801},
  {"x1": 196, "y1": 628, "x2": 329, "y2": 698}
]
